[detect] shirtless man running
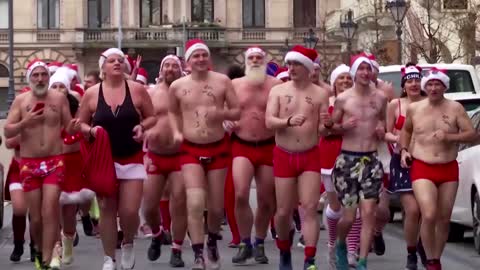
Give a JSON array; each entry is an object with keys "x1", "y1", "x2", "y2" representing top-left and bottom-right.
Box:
[
  {"x1": 143, "y1": 54, "x2": 187, "y2": 267},
  {"x1": 330, "y1": 53, "x2": 388, "y2": 270},
  {"x1": 266, "y1": 45, "x2": 329, "y2": 270},
  {"x1": 4, "y1": 59, "x2": 77, "y2": 269},
  {"x1": 169, "y1": 39, "x2": 240, "y2": 270},
  {"x1": 227, "y1": 47, "x2": 281, "y2": 265},
  {"x1": 400, "y1": 68, "x2": 476, "y2": 270}
]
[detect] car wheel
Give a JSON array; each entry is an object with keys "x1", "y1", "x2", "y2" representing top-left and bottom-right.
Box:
[
  {"x1": 447, "y1": 223, "x2": 465, "y2": 242},
  {"x1": 473, "y1": 191, "x2": 480, "y2": 254}
]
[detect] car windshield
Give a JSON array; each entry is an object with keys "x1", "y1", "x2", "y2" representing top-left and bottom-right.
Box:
[{"x1": 379, "y1": 69, "x2": 475, "y2": 97}]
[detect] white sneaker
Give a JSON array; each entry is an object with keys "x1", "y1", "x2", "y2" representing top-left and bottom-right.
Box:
[
  {"x1": 62, "y1": 233, "x2": 74, "y2": 265},
  {"x1": 121, "y1": 243, "x2": 135, "y2": 269},
  {"x1": 347, "y1": 252, "x2": 358, "y2": 267},
  {"x1": 327, "y1": 244, "x2": 336, "y2": 270},
  {"x1": 103, "y1": 256, "x2": 116, "y2": 270},
  {"x1": 50, "y1": 242, "x2": 62, "y2": 269}
]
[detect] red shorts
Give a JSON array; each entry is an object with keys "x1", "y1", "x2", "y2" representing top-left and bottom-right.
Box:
[
  {"x1": 145, "y1": 151, "x2": 181, "y2": 177},
  {"x1": 231, "y1": 133, "x2": 275, "y2": 167},
  {"x1": 19, "y1": 154, "x2": 65, "y2": 192},
  {"x1": 4, "y1": 158, "x2": 21, "y2": 201},
  {"x1": 62, "y1": 151, "x2": 86, "y2": 193},
  {"x1": 180, "y1": 135, "x2": 230, "y2": 171},
  {"x1": 410, "y1": 159, "x2": 459, "y2": 186},
  {"x1": 318, "y1": 136, "x2": 342, "y2": 170},
  {"x1": 273, "y1": 146, "x2": 321, "y2": 178}
]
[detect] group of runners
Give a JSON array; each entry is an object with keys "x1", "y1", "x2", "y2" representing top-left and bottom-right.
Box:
[{"x1": 2, "y1": 38, "x2": 476, "y2": 270}]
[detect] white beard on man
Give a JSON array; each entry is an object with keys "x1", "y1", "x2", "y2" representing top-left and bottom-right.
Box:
[
  {"x1": 31, "y1": 81, "x2": 49, "y2": 96},
  {"x1": 245, "y1": 63, "x2": 267, "y2": 85}
]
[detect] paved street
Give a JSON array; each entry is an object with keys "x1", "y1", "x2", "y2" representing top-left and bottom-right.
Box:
[{"x1": 1, "y1": 202, "x2": 479, "y2": 270}]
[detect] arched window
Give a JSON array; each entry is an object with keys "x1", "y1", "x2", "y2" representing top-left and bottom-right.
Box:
[{"x1": 0, "y1": 63, "x2": 10, "y2": 117}]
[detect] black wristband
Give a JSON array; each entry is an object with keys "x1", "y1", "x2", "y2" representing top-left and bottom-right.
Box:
[{"x1": 287, "y1": 116, "x2": 293, "y2": 127}]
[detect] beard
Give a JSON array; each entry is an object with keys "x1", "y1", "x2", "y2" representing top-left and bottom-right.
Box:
[
  {"x1": 245, "y1": 64, "x2": 267, "y2": 85},
  {"x1": 31, "y1": 82, "x2": 48, "y2": 96},
  {"x1": 162, "y1": 71, "x2": 181, "y2": 85}
]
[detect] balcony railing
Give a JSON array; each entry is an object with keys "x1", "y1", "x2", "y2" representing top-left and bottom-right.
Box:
[{"x1": 37, "y1": 30, "x2": 61, "y2": 42}]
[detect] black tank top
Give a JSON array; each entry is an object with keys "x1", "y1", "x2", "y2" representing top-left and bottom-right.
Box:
[{"x1": 92, "y1": 81, "x2": 142, "y2": 158}]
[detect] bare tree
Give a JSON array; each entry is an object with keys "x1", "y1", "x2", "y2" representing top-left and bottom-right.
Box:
[
  {"x1": 318, "y1": 15, "x2": 340, "y2": 82},
  {"x1": 405, "y1": 0, "x2": 472, "y2": 63}
]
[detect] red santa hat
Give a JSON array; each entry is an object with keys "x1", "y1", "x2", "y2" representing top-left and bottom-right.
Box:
[
  {"x1": 330, "y1": 64, "x2": 351, "y2": 87},
  {"x1": 184, "y1": 39, "x2": 210, "y2": 61},
  {"x1": 401, "y1": 65, "x2": 422, "y2": 88},
  {"x1": 26, "y1": 59, "x2": 49, "y2": 83},
  {"x1": 65, "y1": 63, "x2": 82, "y2": 83},
  {"x1": 48, "y1": 61, "x2": 63, "y2": 75},
  {"x1": 421, "y1": 67, "x2": 449, "y2": 91},
  {"x1": 284, "y1": 45, "x2": 318, "y2": 72},
  {"x1": 350, "y1": 52, "x2": 373, "y2": 78},
  {"x1": 72, "y1": 84, "x2": 85, "y2": 97},
  {"x1": 98, "y1": 48, "x2": 125, "y2": 70},
  {"x1": 245, "y1": 46, "x2": 266, "y2": 59},
  {"x1": 136, "y1": 68, "x2": 148, "y2": 85},
  {"x1": 160, "y1": 54, "x2": 183, "y2": 74},
  {"x1": 366, "y1": 53, "x2": 380, "y2": 70},
  {"x1": 274, "y1": 67, "x2": 290, "y2": 81}
]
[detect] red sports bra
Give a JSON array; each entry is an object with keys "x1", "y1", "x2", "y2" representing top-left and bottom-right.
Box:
[{"x1": 394, "y1": 100, "x2": 405, "y2": 130}]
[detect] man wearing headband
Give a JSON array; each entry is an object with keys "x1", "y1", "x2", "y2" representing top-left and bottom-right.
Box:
[
  {"x1": 400, "y1": 68, "x2": 476, "y2": 270},
  {"x1": 328, "y1": 52, "x2": 388, "y2": 270},
  {"x1": 266, "y1": 45, "x2": 329, "y2": 270},
  {"x1": 227, "y1": 46, "x2": 281, "y2": 265},
  {"x1": 168, "y1": 39, "x2": 240, "y2": 269},
  {"x1": 4, "y1": 59, "x2": 79, "y2": 269},
  {"x1": 142, "y1": 54, "x2": 187, "y2": 267}
]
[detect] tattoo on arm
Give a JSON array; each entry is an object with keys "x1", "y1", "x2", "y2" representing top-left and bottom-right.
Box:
[{"x1": 442, "y1": 114, "x2": 452, "y2": 127}]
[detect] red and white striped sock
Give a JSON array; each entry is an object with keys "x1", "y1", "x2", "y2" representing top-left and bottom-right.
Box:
[
  {"x1": 325, "y1": 204, "x2": 342, "y2": 247},
  {"x1": 347, "y1": 209, "x2": 361, "y2": 253}
]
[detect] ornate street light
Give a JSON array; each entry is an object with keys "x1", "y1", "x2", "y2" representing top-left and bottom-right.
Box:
[
  {"x1": 386, "y1": 0, "x2": 410, "y2": 63},
  {"x1": 303, "y1": 29, "x2": 319, "y2": 49},
  {"x1": 340, "y1": 9, "x2": 358, "y2": 61}
]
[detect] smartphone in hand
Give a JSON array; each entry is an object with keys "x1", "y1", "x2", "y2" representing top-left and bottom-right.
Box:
[{"x1": 32, "y1": 102, "x2": 45, "y2": 114}]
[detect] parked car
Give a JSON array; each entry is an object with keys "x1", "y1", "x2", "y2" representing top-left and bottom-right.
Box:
[{"x1": 449, "y1": 107, "x2": 480, "y2": 253}]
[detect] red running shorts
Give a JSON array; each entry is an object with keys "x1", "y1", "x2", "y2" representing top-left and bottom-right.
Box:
[
  {"x1": 273, "y1": 146, "x2": 321, "y2": 178},
  {"x1": 19, "y1": 154, "x2": 65, "y2": 192},
  {"x1": 410, "y1": 158, "x2": 459, "y2": 186},
  {"x1": 180, "y1": 134, "x2": 230, "y2": 171},
  {"x1": 231, "y1": 133, "x2": 275, "y2": 167}
]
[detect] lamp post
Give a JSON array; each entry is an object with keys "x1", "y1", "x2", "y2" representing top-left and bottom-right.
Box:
[
  {"x1": 340, "y1": 9, "x2": 358, "y2": 62},
  {"x1": 386, "y1": 0, "x2": 410, "y2": 64},
  {"x1": 303, "y1": 28, "x2": 319, "y2": 49},
  {"x1": 7, "y1": 0, "x2": 14, "y2": 109}
]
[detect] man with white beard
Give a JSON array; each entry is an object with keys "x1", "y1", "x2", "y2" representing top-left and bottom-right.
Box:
[
  {"x1": 225, "y1": 47, "x2": 282, "y2": 265},
  {"x1": 4, "y1": 59, "x2": 78, "y2": 269}
]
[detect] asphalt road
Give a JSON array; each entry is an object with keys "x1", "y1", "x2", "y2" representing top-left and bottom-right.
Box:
[{"x1": 1, "y1": 202, "x2": 479, "y2": 270}]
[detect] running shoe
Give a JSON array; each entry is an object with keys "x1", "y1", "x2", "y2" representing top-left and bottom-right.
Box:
[
  {"x1": 335, "y1": 241, "x2": 349, "y2": 270},
  {"x1": 406, "y1": 253, "x2": 418, "y2": 270},
  {"x1": 372, "y1": 233, "x2": 385, "y2": 256},
  {"x1": 253, "y1": 243, "x2": 269, "y2": 264},
  {"x1": 102, "y1": 256, "x2": 116, "y2": 270},
  {"x1": 121, "y1": 243, "x2": 135, "y2": 269},
  {"x1": 232, "y1": 243, "x2": 252, "y2": 264},
  {"x1": 169, "y1": 249, "x2": 185, "y2": 268},
  {"x1": 279, "y1": 251, "x2": 293, "y2": 270},
  {"x1": 10, "y1": 240, "x2": 24, "y2": 262}
]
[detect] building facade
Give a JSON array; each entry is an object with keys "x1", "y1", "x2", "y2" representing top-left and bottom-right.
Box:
[
  {"x1": 0, "y1": 0, "x2": 344, "y2": 112},
  {"x1": 325, "y1": 0, "x2": 479, "y2": 66}
]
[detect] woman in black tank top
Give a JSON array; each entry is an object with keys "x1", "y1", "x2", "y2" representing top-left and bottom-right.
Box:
[{"x1": 76, "y1": 48, "x2": 155, "y2": 269}]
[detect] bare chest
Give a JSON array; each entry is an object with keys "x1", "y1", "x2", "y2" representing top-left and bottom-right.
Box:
[
  {"x1": 344, "y1": 98, "x2": 382, "y2": 120},
  {"x1": 414, "y1": 111, "x2": 457, "y2": 134},
  {"x1": 237, "y1": 86, "x2": 269, "y2": 111},
  {"x1": 279, "y1": 91, "x2": 319, "y2": 116},
  {"x1": 178, "y1": 84, "x2": 224, "y2": 109},
  {"x1": 23, "y1": 102, "x2": 62, "y2": 126}
]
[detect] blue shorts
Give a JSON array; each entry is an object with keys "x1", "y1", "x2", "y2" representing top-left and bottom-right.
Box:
[{"x1": 387, "y1": 153, "x2": 412, "y2": 193}]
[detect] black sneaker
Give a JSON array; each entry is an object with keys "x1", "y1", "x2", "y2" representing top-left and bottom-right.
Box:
[
  {"x1": 81, "y1": 215, "x2": 94, "y2": 236},
  {"x1": 10, "y1": 240, "x2": 24, "y2": 262},
  {"x1": 373, "y1": 233, "x2": 385, "y2": 256},
  {"x1": 303, "y1": 257, "x2": 317, "y2": 270},
  {"x1": 169, "y1": 249, "x2": 185, "y2": 267},
  {"x1": 161, "y1": 230, "x2": 172, "y2": 245},
  {"x1": 253, "y1": 244, "x2": 269, "y2": 264},
  {"x1": 406, "y1": 253, "x2": 418, "y2": 270},
  {"x1": 232, "y1": 243, "x2": 253, "y2": 264},
  {"x1": 73, "y1": 232, "x2": 79, "y2": 247},
  {"x1": 270, "y1": 227, "x2": 278, "y2": 239},
  {"x1": 279, "y1": 250, "x2": 293, "y2": 270},
  {"x1": 147, "y1": 237, "x2": 162, "y2": 261}
]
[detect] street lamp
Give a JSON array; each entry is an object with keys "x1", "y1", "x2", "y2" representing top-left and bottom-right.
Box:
[
  {"x1": 303, "y1": 29, "x2": 319, "y2": 49},
  {"x1": 340, "y1": 9, "x2": 358, "y2": 62},
  {"x1": 386, "y1": 0, "x2": 410, "y2": 64}
]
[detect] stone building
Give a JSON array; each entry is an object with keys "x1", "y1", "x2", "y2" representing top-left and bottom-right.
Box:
[{"x1": 0, "y1": 0, "x2": 344, "y2": 114}]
